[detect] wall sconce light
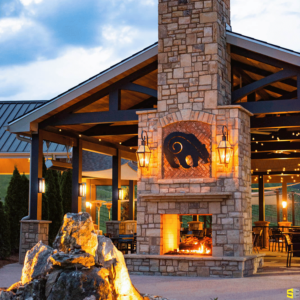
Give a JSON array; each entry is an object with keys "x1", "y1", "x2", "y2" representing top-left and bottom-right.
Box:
[
  {"x1": 78, "y1": 183, "x2": 86, "y2": 197},
  {"x1": 86, "y1": 201, "x2": 92, "y2": 209},
  {"x1": 136, "y1": 130, "x2": 151, "y2": 168},
  {"x1": 282, "y1": 200, "x2": 287, "y2": 209},
  {"x1": 38, "y1": 178, "x2": 45, "y2": 193},
  {"x1": 217, "y1": 126, "x2": 233, "y2": 165},
  {"x1": 118, "y1": 188, "x2": 124, "y2": 200}
]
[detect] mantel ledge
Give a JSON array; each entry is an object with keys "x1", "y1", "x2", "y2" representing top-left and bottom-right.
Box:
[{"x1": 139, "y1": 192, "x2": 232, "y2": 202}]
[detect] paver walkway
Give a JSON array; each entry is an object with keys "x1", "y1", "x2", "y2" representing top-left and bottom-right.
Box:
[{"x1": 1, "y1": 251, "x2": 300, "y2": 300}]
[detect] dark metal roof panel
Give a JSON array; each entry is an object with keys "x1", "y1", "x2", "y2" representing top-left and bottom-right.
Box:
[{"x1": 0, "y1": 101, "x2": 67, "y2": 154}]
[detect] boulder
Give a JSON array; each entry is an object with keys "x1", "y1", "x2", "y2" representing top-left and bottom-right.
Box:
[
  {"x1": 50, "y1": 252, "x2": 95, "y2": 268},
  {"x1": 21, "y1": 241, "x2": 53, "y2": 285},
  {"x1": 53, "y1": 212, "x2": 98, "y2": 257},
  {"x1": 96, "y1": 235, "x2": 143, "y2": 300},
  {"x1": 47, "y1": 268, "x2": 113, "y2": 300},
  {"x1": 0, "y1": 291, "x2": 14, "y2": 300}
]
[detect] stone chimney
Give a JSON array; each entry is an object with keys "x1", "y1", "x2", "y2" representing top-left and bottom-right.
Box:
[{"x1": 158, "y1": 0, "x2": 231, "y2": 112}]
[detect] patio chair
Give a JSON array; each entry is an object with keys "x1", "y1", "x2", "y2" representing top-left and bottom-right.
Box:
[
  {"x1": 253, "y1": 229, "x2": 262, "y2": 253},
  {"x1": 285, "y1": 234, "x2": 300, "y2": 267},
  {"x1": 272, "y1": 229, "x2": 285, "y2": 252},
  {"x1": 269, "y1": 228, "x2": 277, "y2": 252},
  {"x1": 117, "y1": 234, "x2": 135, "y2": 254}
]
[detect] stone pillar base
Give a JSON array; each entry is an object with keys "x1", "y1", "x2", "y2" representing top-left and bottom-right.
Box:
[
  {"x1": 278, "y1": 221, "x2": 292, "y2": 232},
  {"x1": 106, "y1": 221, "x2": 120, "y2": 238},
  {"x1": 19, "y1": 220, "x2": 52, "y2": 264},
  {"x1": 254, "y1": 221, "x2": 270, "y2": 249}
]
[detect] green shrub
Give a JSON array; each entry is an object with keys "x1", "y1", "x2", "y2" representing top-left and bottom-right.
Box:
[
  {"x1": 0, "y1": 201, "x2": 10, "y2": 259},
  {"x1": 5, "y1": 167, "x2": 28, "y2": 252},
  {"x1": 60, "y1": 169, "x2": 72, "y2": 215}
]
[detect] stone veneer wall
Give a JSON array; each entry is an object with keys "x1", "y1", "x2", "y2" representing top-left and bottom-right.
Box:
[
  {"x1": 137, "y1": 106, "x2": 253, "y2": 257},
  {"x1": 125, "y1": 254, "x2": 264, "y2": 278},
  {"x1": 19, "y1": 220, "x2": 51, "y2": 263}
]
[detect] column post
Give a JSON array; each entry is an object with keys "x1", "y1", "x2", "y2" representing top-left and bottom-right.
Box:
[
  {"x1": 29, "y1": 132, "x2": 43, "y2": 220},
  {"x1": 258, "y1": 175, "x2": 265, "y2": 221},
  {"x1": 112, "y1": 149, "x2": 121, "y2": 220},
  {"x1": 72, "y1": 139, "x2": 82, "y2": 213},
  {"x1": 129, "y1": 180, "x2": 134, "y2": 220}
]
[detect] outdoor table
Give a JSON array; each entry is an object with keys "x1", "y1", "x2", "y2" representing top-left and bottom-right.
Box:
[{"x1": 283, "y1": 233, "x2": 300, "y2": 257}]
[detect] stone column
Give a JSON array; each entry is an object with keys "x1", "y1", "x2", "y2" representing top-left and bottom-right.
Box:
[
  {"x1": 158, "y1": 0, "x2": 231, "y2": 113},
  {"x1": 19, "y1": 220, "x2": 51, "y2": 263},
  {"x1": 106, "y1": 221, "x2": 120, "y2": 237}
]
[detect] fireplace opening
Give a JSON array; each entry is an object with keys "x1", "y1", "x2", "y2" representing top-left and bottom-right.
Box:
[{"x1": 162, "y1": 214, "x2": 212, "y2": 256}]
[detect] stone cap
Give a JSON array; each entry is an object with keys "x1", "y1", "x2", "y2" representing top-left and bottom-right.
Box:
[
  {"x1": 124, "y1": 253, "x2": 265, "y2": 261},
  {"x1": 139, "y1": 192, "x2": 232, "y2": 202},
  {"x1": 20, "y1": 220, "x2": 52, "y2": 224},
  {"x1": 217, "y1": 105, "x2": 254, "y2": 117},
  {"x1": 136, "y1": 109, "x2": 157, "y2": 115}
]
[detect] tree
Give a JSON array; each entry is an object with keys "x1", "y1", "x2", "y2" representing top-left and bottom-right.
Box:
[
  {"x1": 0, "y1": 201, "x2": 10, "y2": 259},
  {"x1": 60, "y1": 170, "x2": 72, "y2": 215},
  {"x1": 5, "y1": 167, "x2": 28, "y2": 252},
  {"x1": 46, "y1": 169, "x2": 63, "y2": 245}
]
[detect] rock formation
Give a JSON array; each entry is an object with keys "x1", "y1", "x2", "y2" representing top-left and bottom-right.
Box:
[{"x1": 0, "y1": 213, "x2": 154, "y2": 300}]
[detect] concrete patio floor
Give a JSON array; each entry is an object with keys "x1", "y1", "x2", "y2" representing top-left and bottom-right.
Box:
[{"x1": 1, "y1": 250, "x2": 300, "y2": 300}]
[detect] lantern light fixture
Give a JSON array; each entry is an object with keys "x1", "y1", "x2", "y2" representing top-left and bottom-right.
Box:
[
  {"x1": 217, "y1": 126, "x2": 233, "y2": 165},
  {"x1": 282, "y1": 200, "x2": 287, "y2": 209},
  {"x1": 118, "y1": 188, "x2": 124, "y2": 200},
  {"x1": 38, "y1": 178, "x2": 45, "y2": 194},
  {"x1": 78, "y1": 183, "x2": 86, "y2": 197},
  {"x1": 136, "y1": 130, "x2": 151, "y2": 168},
  {"x1": 86, "y1": 201, "x2": 92, "y2": 209}
]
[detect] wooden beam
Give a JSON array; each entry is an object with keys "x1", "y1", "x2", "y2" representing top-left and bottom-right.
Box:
[
  {"x1": 121, "y1": 83, "x2": 158, "y2": 98},
  {"x1": 39, "y1": 61, "x2": 158, "y2": 128},
  {"x1": 39, "y1": 129, "x2": 77, "y2": 147},
  {"x1": 82, "y1": 124, "x2": 138, "y2": 137},
  {"x1": 251, "y1": 152, "x2": 300, "y2": 159},
  {"x1": 129, "y1": 97, "x2": 157, "y2": 110},
  {"x1": 48, "y1": 109, "x2": 155, "y2": 126},
  {"x1": 241, "y1": 99, "x2": 300, "y2": 115},
  {"x1": 251, "y1": 115, "x2": 300, "y2": 129},
  {"x1": 123, "y1": 136, "x2": 138, "y2": 147},
  {"x1": 120, "y1": 150, "x2": 136, "y2": 161},
  {"x1": 252, "y1": 141, "x2": 300, "y2": 152},
  {"x1": 109, "y1": 89, "x2": 120, "y2": 111},
  {"x1": 232, "y1": 69, "x2": 298, "y2": 103}
]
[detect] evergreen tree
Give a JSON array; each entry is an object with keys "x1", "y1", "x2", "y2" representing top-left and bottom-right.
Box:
[
  {"x1": 0, "y1": 201, "x2": 10, "y2": 259},
  {"x1": 46, "y1": 169, "x2": 63, "y2": 245},
  {"x1": 5, "y1": 167, "x2": 28, "y2": 252},
  {"x1": 60, "y1": 170, "x2": 72, "y2": 215}
]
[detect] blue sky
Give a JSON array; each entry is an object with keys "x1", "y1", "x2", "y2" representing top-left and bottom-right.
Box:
[{"x1": 0, "y1": 0, "x2": 299, "y2": 101}]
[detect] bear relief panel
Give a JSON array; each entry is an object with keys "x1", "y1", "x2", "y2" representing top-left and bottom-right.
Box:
[{"x1": 162, "y1": 121, "x2": 211, "y2": 179}]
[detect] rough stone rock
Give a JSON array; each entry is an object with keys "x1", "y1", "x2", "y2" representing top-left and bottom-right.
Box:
[
  {"x1": 53, "y1": 212, "x2": 98, "y2": 257},
  {"x1": 50, "y1": 252, "x2": 95, "y2": 268},
  {"x1": 47, "y1": 268, "x2": 113, "y2": 300},
  {"x1": 0, "y1": 291, "x2": 14, "y2": 300},
  {"x1": 96, "y1": 235, "x2": 143, "y2": 300},
  {"x1": 45, "y1": 270, "x2": 61, "y2": 298},
  {"x1": 21, "y1": 241, "x2": 53, "y2": 285}
]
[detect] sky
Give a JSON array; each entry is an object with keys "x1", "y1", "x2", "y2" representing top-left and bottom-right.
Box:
[{"x1": 0, "y1": 0, "x2": 299, "y2": 101}]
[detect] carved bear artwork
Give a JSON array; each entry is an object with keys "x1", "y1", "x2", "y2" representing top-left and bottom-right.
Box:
[{"x1": 163, "y1": 132, "x2": 210, "y2": 169}]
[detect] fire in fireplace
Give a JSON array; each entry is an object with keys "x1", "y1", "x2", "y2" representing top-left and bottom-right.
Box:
[{"x1": 162, "y1": 214, "x2": 212, "y2": 256}]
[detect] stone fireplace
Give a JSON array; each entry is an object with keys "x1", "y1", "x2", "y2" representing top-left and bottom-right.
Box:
[{"x1": 125, "y1": 0, "x2": 264, "y2": 277}]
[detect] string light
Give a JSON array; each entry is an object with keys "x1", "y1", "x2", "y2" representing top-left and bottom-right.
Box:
[
  {"x1": 99, "y1": 139, "x2": 101, "y2": 141},
  {"x1": 59, "y1": 129, "x2": 62, "y2": 132},
  {"x1": 252, "y1": 138, "x2": 255, "y2": 140},
  {"x1": 256, "y1": 141, "x2": 258, "y2": 144},
  {"x1": 261, "y1": 143, "x2": 264, "y2": 146}
]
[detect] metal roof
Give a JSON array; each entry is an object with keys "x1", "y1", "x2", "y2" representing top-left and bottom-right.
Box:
[{"x1": 0, "y1": 101, "x2": 67, "y2": 154}]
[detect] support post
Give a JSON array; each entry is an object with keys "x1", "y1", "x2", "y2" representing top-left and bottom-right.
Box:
[
  {"x1": 72, "y1": 139, "x2": 82, "y2": 213},
  {"x1": 259, "y1": 176, "x2": 265, "y2": 221},
  {"x1": 276, "y1": 189, "x2": 280, "y2": 224},
  {"x1": 282, "y1": 181, "x2": 288, "y2": 221},
  {"x1": 29, "y1": 132, "x2": 43, "y2": 220},
  {"x1": 291, "y1": 191, "x2": 295, "y2": 226},
  {"x1": 129, "y1": 180, "x2": 134, "y2": 220},
  {"x1": 112, "y1": 149, "x2": 121, "y2": 220}
]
